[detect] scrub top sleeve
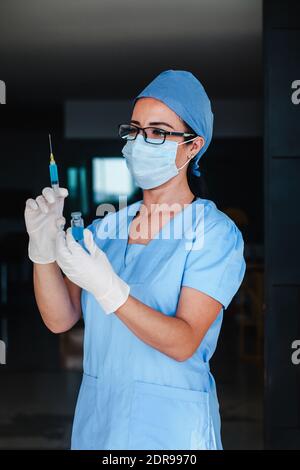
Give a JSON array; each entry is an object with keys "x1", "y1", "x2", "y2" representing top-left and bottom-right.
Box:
[{"x1": 181, "y1": 218, "x2": 246, "y2": 310}]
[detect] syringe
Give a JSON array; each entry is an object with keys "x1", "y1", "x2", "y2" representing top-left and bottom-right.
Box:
[
  {"x1": 48, "y1": 134, "x2": 64, "y2": 230},
  {"x1": 49, "y1": 133, "x2": 59, "y2": 188}
]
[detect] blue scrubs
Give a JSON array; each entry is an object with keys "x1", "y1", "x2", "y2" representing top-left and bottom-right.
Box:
[{"x1": 71, "y1": 197, "x2": 246, "y2": 450}]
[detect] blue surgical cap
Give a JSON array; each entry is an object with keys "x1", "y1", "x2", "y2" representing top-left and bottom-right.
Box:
[{"x1": 132, "y1": 69, "x2": 214, "y2": 176}]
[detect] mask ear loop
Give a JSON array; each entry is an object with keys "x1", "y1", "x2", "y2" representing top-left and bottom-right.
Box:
[
  {"x1": 177, "y1": 136, "x2": 198, "y2": 171},
  {"x1": 177, "y1": 153, "x2": 197, "y2": 171}
]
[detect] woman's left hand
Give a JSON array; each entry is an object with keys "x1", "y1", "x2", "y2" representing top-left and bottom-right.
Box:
[{"x1": 56, "y1": 227, "x2": 130, "y2": 314}]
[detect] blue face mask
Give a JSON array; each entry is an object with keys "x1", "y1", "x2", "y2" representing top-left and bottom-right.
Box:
[{"x1": 121, "y1": 134, "x2": 198, "y2": 190}]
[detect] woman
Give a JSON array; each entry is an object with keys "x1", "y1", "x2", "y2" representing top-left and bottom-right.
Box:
[{"x1": 24, "y1": 70, "x2": 246, "y2": 450}]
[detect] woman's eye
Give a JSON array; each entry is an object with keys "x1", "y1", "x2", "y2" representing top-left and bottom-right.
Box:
[{"x1": 152, "y1": 129, "x2": 165, "y2": 136}]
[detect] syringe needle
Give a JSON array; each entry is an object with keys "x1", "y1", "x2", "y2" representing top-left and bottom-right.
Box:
[
  {"x1": 49, "y1": 134, "x2": 53, "y2": 155},
  {"x1": 49, "y1": 133, "x2": 55, "y2": 163}
]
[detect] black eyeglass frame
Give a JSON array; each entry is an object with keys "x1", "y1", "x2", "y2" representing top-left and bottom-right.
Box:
[{"x1": 118, "y1": 123, "x2": 197, "y2": 145}]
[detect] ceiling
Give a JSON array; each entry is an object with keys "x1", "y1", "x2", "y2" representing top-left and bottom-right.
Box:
[{"x1": 0, "y1": 0, "x2": 262, "y2": 106}]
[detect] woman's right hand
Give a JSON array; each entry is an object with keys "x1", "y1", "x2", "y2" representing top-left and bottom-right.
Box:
[{"x1": 24, "y1": 187, "x2": 69, "y2": 264}]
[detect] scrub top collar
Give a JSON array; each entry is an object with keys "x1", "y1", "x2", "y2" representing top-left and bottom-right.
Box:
[{"x1": 119, "y1": 196, "x2": 200, "y2": 272}]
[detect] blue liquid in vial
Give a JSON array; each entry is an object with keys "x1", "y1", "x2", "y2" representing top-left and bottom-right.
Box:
[{"x1": 72, "y1": 226, "x2": 84, "y2": 241}]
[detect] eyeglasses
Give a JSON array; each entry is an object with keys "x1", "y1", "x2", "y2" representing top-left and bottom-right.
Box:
[{"x1": 118, "y1": 123, "x2": 197, "y2": 145}]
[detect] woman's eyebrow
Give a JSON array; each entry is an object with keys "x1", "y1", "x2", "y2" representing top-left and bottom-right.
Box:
[{"x1": 130, "y1": 119, "x2": 174, "y2": 130}]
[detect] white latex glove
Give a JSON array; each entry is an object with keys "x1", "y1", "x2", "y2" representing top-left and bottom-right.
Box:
[
  {"x1": 24, "y1": 187, "x2": 68, "y2": 264},
  {"x1": 56, "y1": 227, "x2": 130, "y2": 314}
]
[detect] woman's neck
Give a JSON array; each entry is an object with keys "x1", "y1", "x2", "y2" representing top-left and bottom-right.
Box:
[{"x1": 142, "y1": 181, "x2": 195, "y2": 211}]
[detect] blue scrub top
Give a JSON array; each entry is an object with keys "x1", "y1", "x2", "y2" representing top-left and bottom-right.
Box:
[
  {"x1": 71, "y1": 197, "x2": 246, "y2": 450},
  {"x1": 124, "y1": 242, "x2": 146, "y2": 266}
]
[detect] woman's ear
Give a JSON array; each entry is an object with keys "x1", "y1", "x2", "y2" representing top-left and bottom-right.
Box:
[
  {"x1": 187, "y1": 137, "x2": 204, "y2": 158},
  {"x1": 195, "y1": 136, "x2": 205, "y2": 153}
]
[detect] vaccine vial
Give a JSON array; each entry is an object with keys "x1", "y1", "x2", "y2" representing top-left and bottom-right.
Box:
[{"x1": 71, "y1": 211, "x2": 84, "y2": 241}]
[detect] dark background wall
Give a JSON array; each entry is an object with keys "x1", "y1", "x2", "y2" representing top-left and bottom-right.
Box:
[{"x1": 264, "y1": 0, "x2": 300, "y2": 449}]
